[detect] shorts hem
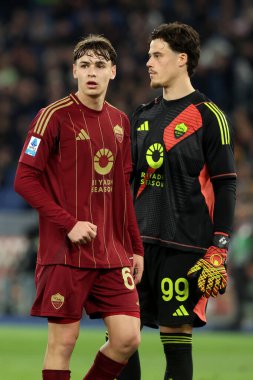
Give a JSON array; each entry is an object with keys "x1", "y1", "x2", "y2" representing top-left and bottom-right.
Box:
[
  {"x1": 141, "y1": 317, "x2": 207, "y2": 329},
  {"x1": 30, "y1": 311, "x2": 82, "y2": 320},
  {"x1": 89, "y1": 310, "x2": 140, "y2": 319}
]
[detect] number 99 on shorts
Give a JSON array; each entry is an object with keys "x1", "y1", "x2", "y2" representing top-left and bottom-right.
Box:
[{"x1": 161, "y1": 277, "x2": 189, "y2": 302}]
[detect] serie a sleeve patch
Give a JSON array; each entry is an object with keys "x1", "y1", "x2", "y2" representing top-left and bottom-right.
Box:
[{"x1": 25, "y1": 136, "x2": 42, "y2": 157}]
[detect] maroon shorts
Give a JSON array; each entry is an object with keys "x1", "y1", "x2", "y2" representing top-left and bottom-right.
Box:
[{"x1": 31, "y1": 264, "x2": 140, "y2": 320}]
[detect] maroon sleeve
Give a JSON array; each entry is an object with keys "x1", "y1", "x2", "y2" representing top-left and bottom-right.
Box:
[
  {"x1": 125, "y1": 178, "x2": 144, "y2": 256},
  {"x1": 14, "y1": 162, "x2": 77, "y2": 233},
  {"x1": 126, "y1": 175, "x2": 144, "y2": 256},
  {"x1": 19, "y1": 107, "x2": 64, "y2": 171},
  {"x1": 121, "y1": 114, "x2": 144, "y2": 256}
]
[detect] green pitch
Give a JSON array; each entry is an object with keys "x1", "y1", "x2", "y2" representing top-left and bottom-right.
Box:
[{"x1": 0, "y1": 325, "x2": 252, "y2": 379}]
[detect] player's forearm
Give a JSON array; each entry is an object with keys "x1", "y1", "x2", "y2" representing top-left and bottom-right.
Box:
[
  {"x1": 212, "y1": 177, "x2": 236, "y2": 235},
  {"x1": 14, "y1": 162, "x2": 77, "y2": 233}
]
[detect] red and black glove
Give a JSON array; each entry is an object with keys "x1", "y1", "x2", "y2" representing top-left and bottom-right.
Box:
[{"x1": 187, "y1": 233, "x2": 229, "y2": 298}]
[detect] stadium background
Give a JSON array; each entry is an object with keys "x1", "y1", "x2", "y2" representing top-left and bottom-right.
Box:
[{"x1": 0, "y1": 0, "x2": 253, "y2": 378}]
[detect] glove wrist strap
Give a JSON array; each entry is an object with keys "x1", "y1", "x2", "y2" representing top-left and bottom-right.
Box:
[{"x1": 212, "y1": 233, "x2": 230, "y2": 249}]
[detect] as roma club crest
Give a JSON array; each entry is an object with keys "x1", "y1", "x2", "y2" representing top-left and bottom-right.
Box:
[
  {"x1": 114, "y1": 124, "x2": 124, "y2": 143},
  {"x1": 51, "y1": 293, "x2": 64, "y2": 309},
  {"x1": 174, "y1": 122, "x2": 188, "y2": 138}
]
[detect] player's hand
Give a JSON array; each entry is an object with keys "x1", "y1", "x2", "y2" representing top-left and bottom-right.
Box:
[
  {"x1": 67, "y1": 221, "x2": 97, "y2": 244},
  {"x1": 133, "y1": 254, "x2": 144, "y2": 284},
  {"x1": 187, "y1": 246, "x2": 228, "y2": 298}
]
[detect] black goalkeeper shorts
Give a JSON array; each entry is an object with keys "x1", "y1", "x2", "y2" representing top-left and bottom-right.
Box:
[{"x1": 137, "y1": 243, "x2": 207, "y2": 329}]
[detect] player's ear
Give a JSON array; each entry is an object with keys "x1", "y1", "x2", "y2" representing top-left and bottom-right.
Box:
[
  {"x1": 178, "y1": 53, "x2": 188, "y2": 68},
  {"x1": 73, "y1": 63, "x2": 77, "y2": 79},
  {"x1": 110, "y1": 65, "x2": 116, "y2": 80}
]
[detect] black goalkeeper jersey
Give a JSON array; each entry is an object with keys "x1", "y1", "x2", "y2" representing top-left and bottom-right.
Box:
[{"x1": 131, "y1": 90, "x2": 236, "y2": 254}]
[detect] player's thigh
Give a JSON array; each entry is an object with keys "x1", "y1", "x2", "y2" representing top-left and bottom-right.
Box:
[{"x1": 48, "y1": 320, "x2": 80, "y2": 347}]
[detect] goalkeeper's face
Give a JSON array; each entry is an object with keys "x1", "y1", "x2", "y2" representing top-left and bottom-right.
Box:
[{"x1": 146, "y1": 39, "x2": 188, "y2": 89}]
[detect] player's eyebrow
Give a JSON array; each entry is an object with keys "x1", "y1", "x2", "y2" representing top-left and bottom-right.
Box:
[
  {"x1": 79, "y1": 58, "x2": 107, "y2": 65},
  {"x1": 148, "y1": 51, "x2": 162, "y2": 57}
]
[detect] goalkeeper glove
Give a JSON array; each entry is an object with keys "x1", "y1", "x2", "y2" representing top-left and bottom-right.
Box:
[{"x1": 187, "y1": 233, "x2": 229, "y2": 298}]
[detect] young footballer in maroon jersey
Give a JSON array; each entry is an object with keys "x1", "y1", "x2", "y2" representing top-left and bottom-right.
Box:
[
  {"x1": 119, "y1": 22, "x2": 236, "y2": 380},
  {"x1": 14, "y1": 35, "x2": 144, "y2": 380}
]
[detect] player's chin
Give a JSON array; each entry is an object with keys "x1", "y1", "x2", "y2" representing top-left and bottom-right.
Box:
[
  {"x1": 150, "y1": 80, "x2": 162, "y2": 89},
  {"x1": 88, "y1": 90, "x2": 102, "y2": 98}
]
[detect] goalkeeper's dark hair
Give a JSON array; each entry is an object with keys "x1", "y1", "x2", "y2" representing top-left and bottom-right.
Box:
[
  {"x1": 73, "y1": 34, "x2": 117, "y2": 65},
  {"x1": 150, "y1": 22, "x2": 200, "y2": 77}
]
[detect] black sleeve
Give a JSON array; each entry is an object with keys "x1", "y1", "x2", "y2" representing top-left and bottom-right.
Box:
[
  {"x1": 203, "y1": 102, "x2": 236, "y2": 179},
  {"x1": 212, "y1": 177, "x2": 236, "y2": 235},
  {"x1": 202, "y1": 102, "x2": 237, "y2": 236}
]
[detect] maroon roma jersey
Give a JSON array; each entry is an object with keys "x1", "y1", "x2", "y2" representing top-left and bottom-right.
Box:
[{"x1": 16, "y1": 93, "x2": 143, "y2": 268}]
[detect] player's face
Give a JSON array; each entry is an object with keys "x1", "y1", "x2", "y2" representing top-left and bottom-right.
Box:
[
  {"x1": 73, "y1": 51, "x2": 116, "y2": 99},
  {"x1": 147, "y1": 39, "x2": 185, "y2": 89}
]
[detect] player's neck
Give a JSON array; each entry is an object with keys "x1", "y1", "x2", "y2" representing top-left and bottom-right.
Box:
[
  {"x1": 163, "y1": 76, "x2": 195, "y2": 101},
  {"x1": 75, "y1": 91, "x2": 105, "y2": 111}
]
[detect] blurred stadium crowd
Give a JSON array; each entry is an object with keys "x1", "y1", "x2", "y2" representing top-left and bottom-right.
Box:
[{"x1": 0, "y1": 0, "x2": 253, "y2": 329}]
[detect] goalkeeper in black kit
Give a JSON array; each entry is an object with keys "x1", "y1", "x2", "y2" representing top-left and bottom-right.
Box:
[{"x1": 118, "y1": 22, "x2": 236, "y2": 380}]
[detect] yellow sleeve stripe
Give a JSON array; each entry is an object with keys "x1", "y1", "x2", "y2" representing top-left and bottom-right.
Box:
[
  {"x1": 34, "y1": 97, "x2": 73, "y2": 136},
  {"x1": 69, "y1": 93, "x2": 80, "y2": 104},
  {"x1": 204, "y1": 102, "x2": 230, "y2": 145},
  {"x1": 34, "y1": 96, "x2": 69, "y2": 135}
]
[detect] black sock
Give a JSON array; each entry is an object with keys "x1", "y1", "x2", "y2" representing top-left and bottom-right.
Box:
[
  {"x1": 117, "y1": 350, "x2": 141, "y2": 380},
  {"x1": 160, "y1": 332, "x2": 193, "y2": 380},
  {"x1": 105, "y1": 331, "x2": 141, "y2": 380}
]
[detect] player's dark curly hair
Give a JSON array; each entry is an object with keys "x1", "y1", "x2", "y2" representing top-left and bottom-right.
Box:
[
  {"x1": 150, "y1": 22, "x2": 200, "y2": 77},
  {"x1": 73, "y1": 34, "x2": 117, "y2": 65}
]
